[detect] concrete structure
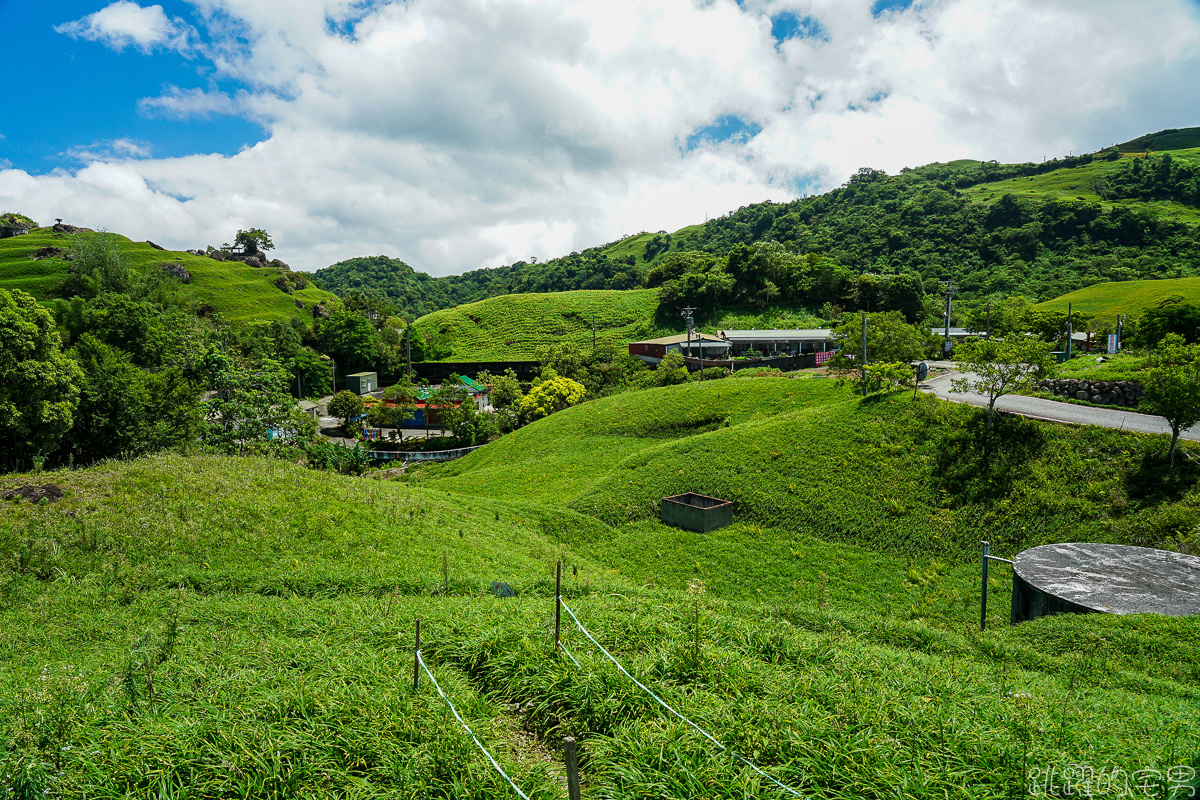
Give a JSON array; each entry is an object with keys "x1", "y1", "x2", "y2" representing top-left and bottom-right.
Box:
[
  {"x1": 0, "y1": 227, "x2": 29, "y2": 239},
  {"x1": 719, "y1": 329, "x2": 835, "y2": 357},
  {"x1": 296, "y1": 400, "x2": 320, "y2": 420},
  {"x1": 346, "y1": 372, "x2": 378, "y2": 394},
  {"x1": 1010, "y1": 543, "x2": 1200, "y2": 623},
  {"x1": 629, "y1": 333, "x2": 731, "y2": 365},
  {"x1": 661, "y1": 493, "x2": 733, "y2": 533}
]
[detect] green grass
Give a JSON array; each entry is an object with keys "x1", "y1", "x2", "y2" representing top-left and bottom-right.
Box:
[
  {"x1": 1033, "y1": 276, "x2": 1200, "y2": 319},
  {"x1": 4, "y1": 388, "x2": 1200, "y2": 797},
  {"x1": 1052, "y1": 351, "x2": 1152, "y2": 382},
  {"x1": 0, "y1": 228, "x2": 336, "y2": 324},
  {"x1": 960, "y1": 149, "x2": 1200, "y2": 224},
  {"x1": 598, "y1": 225, "x2": 706, "y2": 267},
  {"x1": 411, "y1": 289, "x2": 676, "y2": 360}
]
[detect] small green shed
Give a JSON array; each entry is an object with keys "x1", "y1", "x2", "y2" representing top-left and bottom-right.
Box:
[{"x1": 346, "y1": 372, "x2": 378, "y2": 394}]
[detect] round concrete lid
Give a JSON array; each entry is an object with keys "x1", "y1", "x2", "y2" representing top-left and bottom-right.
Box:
[{"x1": 1013, "y1": 543, "x2": 1200, "y2": 616}]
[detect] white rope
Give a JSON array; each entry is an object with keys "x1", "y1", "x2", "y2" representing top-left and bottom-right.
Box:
[
  {"x1": 559, "y1": 640, "x2": 583, "y2": 669},
  {"x1": 416, "y1": 651, "x2": 534, "y2": 800},
  {"x1": 559, "y1": 600, "x2": 804, "y2": 798}
]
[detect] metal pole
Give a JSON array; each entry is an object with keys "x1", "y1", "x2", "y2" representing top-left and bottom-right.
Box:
[
  {"x1": 1117, "y1": 314, "x2": 1123, "y2": 351},
  {"x1": 564, "y1": 737, "x2": 581, "y2": 800},
  {"x1": 554, "y1": 560, "x2": 562, "y2": 653},
  {"x1": 592, "y1": 313, "x2": 596, "y2": 352},
  {"x1": 406, "y1": 319, "x2": 412, "y2": 380},
  {"x1": 861, "y1": 311, "x2": 868, "y2": 397},
  {"x1": 413, "y1": 618, "x2": 421, "y2": 692},
  {"x1": 1066, "y1": 302, "x2": 1073, "y2": 360},
  {"x1": 980, "y1": 542, "x2": 990, "y2": 631}
]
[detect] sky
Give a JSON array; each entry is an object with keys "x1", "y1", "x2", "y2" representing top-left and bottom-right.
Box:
[{"x1": 2, "y1": 0, "x2": 1200, "y2": 275}]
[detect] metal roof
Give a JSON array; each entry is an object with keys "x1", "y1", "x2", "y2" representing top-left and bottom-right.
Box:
[
  {"x1": 720, "y1": 329, "x2": 834, "y2": 341},
  {"x1": 632, "y1": 333, "x2": 728, "y2": 346}
]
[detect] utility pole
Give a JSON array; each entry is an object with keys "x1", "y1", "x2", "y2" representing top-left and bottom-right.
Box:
[
  {"x1": 406, "y1": 319, "x2": 412, "y2": 381},
  {"x1": 985, "y1": 301, "x2": 991, "y2": 340},
  {"x1": 1116, "y1": 314, "x2": 1124, "y2": 351},
  {"x1": 592, "y1": 313, "x2": 596, "y2": 352},
  {"x1": 861, "y1": 311, "x2": 868, "y2": 397},
  {"x1": 1066, "y1": 302, "x2": 1073, "y2": 360},
  {"x1": 940, "y1": 281, "x2": 956, "y2": 356},
  {"x1": 681, "y1": 307, "x2": 697, "y2": 378}
]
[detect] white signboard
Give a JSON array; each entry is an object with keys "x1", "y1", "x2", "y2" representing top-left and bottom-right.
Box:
[{"x1": 1107, "y1": 334, "x2": 1118, "y2": 355}]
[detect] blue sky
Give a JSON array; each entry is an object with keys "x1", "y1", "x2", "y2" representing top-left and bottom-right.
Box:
[{"x1": 2, "y1": 0, "x2": 1200, "y2": 274}]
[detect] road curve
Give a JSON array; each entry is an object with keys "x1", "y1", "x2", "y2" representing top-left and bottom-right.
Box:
[{"x1": 921, "y1": 367, "x2": 1200, "y2": 442}]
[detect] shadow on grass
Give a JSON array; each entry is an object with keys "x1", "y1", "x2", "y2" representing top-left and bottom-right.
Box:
[
  {"x1": 1125, "y1": 445, "x2": 1200, "y2": 504},
  {"x1": 933, "y1": 411, "x2": 1047, "y2": 506}
]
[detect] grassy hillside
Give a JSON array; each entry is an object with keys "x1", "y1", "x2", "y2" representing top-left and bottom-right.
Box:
[
  {"x1": 0, "y1": 228, "x2": 336, "y2": 324},
  {"x1": 411, "y1": 288, "x2": 675, "y2": 361},
  {"x1": 1033, "y1": 276, "x2": 1200, "y2": 318},
  {"x1": 3, "y1": 442, "x2": 1199, "y2": 797},
  {"x1": 960, "y1": 148, "x2": 1200, "y2": 224}
]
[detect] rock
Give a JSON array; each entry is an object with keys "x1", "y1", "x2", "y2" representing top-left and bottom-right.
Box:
[
  {"x1": 1076, "y1": 391, "x2": 1089, "y2": 400},
  {"x1": 244, "y1": 256, "x2": 265, "y2": 269},
  {"x1": 209, "y1": 250, "x2": 227, "y2": 261},
  {"x1": 159, "y1": 262, "x2": 192, "y2": 284},
  {"x1": 51, "y1": 222, "x2": 79, "y2": 233},
  {"x1": 146, "y1": 240, "x2": 165, "y2": 250},
  {"x1": 2, "y1": 484, "x2": 63, "y2": 503},
  {"x1": 1090, "y1": 394, "x2": 1103, "y2": 403},
  {"x1": 31, "y1": 246, "x2": 66, "y2": 260},
  {"x1": 273, "y1": 277, "x2": 293, "y2": 293},
  {"x1": 312, "y1": 303, "x2": 330, "y2": 319},
  {"x1": 294, "y1": 299, "x2": 305, "y2": 309},
  {"x1": 186, "y1": 249, "x2": 205, "y2": 256},
  {"x1": 269, "y1": 259, "x2": 290, "y2": 270}
]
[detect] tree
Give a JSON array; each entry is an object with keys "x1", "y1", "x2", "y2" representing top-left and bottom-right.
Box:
[
  {"x1": 202, "y1": 349, "x2": 297, "y2": 451},
  {"x1": 829, "y1": 310, "x2": 932, "y2": 370},
  {"x1": 287, "y1": 349, "x2": 332, "y2": 399},
  {"x1": 317, "y1": 311, "x2": 378, "y2": 373},
  {"x1": 519, "y1": 374, "x2": 586, "y2": 419},
  {"x1": 369, "y1": 379, "x2": 418, "y2": 430},
  {"x1": 328, "y1": 391, "x2": 366, "y2": 435},
  {"x1": 477, "y1": 369, "x2": 523, "y2": 409},
  {"x1": 0, "y1": 289, "x2": 83, "y2": 469},
  {"x1": 232, "y1": 228, "x2": 274, "y2": 256},
  {"x1": 1141, "y1": 335, "x2": 1200, "y2": 465},
  {"x1": 950, "y1": 338, "x2": 1057, "y2": 432},
  {"x1": 66, "y1": 231, "x2": 132, "y2": 295},
  {"x1": 1134, "y1": 302, "x2": 1200, "y2": 348},
  {"x1": 655, "y1": 350, "x2": 690, "y2": 386}
]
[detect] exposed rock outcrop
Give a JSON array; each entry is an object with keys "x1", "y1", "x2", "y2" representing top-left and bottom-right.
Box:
[{"x1": 159, "y1": 262, "x2": 192, "y2": 284}]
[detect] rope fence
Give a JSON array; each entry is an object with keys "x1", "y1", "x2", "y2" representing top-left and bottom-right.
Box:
[
  {"x1": 416, "y1": 649, "x2": 534, "y2": 800},
  {"x1": 557, "y1": 599, "x2": 805, "y2": 798}
]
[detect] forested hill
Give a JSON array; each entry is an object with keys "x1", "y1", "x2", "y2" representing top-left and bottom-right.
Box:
[{"x1": 316, "y1": 127, "x2": 1200, "y2": 315}]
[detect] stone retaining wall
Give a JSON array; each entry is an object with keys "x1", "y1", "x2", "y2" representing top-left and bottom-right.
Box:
[{"x1": 1037, "y1": 378, "x2": 1143, "y2": 407}]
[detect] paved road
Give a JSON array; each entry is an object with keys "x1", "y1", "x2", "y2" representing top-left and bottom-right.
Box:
[{"x1": 921, "y1": 366, "x2": 1200, "y2": 442}]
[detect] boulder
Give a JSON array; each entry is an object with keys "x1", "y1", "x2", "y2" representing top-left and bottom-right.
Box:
[
  {"x1": 294, "y1": 299, "x2": 305, "y2": 309},
  {"x1": 312, "y1": 303, "x2": 330, "y2": 319},
  {"x1": 244, "y1": 256, "x2": 265, "y2": 269},
  {"x1": 51, "y1": 222, "x2": 79, "y2": 233},
  {"x1": 209, "y1": 250, "x2": 227, "y2": 261},
  {"x1": 273, "y1": 276, "x2": 293, "y2": 293},
  {"x1": 146, "y1": 240, "x2": 165, "y2": 251},
  {"x1": 159, "y1": 262, "x2": 192, "y2": 284},
  {"x1": 1076, "y1": 391, "x2": 1089, "y2": 400},
  {"x1": 31, "y1": 246, "x2": 66, "y2": 260}
]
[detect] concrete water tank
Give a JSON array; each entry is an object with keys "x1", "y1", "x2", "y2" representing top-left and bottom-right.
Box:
[{"x1": 1011, "y1": 543, "x2": 1200, "y2": 623}]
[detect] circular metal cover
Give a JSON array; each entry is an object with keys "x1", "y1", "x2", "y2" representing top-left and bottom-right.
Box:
[{"x1": 1013, "y1": 543, "x2": 1200, "y2": 616}]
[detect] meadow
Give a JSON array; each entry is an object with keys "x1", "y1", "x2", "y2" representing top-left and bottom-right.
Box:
[
  {"x1": 3, "y1": 378, "x2": 1200, "y2": 798},
  {"x1": 960, "y1": 148, "x2": 1200, "y2": 225},
  {"x1": 1033, "y1": 276, "x2": 1200, "y2": 319},
  {"x1": 0, "y1": 228, "x2": 335, "y2": 324}
]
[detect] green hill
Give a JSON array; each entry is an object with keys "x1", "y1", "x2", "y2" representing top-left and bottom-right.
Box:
[
  {"x1": 0, "y1": 227, "x2": 336, "y2": 324},
  {"x1": 410, "y1": 288, "x2": 674, "y2": 360},
  {"x1": 1034, "y1": 276, "x2": 1200, "y2": 318},
  {"x1": 3, "y1": 383, "x2": 1198, "y2": 796},
  {"x1": 1118, "y1": 126, "x2": 1200, "y2": 152}
]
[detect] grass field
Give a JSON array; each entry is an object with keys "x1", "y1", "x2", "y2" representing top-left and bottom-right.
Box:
[
  {"x1": 4, "y1": 382, "x2": 1200, "y2": 797},
  {"x1": 960, "y1": 149, "x2": 1200, "y2": 224},
  {"x1": 1033, "y1": 276, "x2": 1200, "y2": 318},
  {"x1": 411, "y1": 289, "x2": 677, "y2": 360},
  {"x1": 0, "y1": 228, "x2": 336, "y2": 325}
]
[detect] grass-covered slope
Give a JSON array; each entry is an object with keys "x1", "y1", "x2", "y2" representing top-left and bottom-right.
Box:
[
  {"x1": 960, "y1": 147, "x2": 1200, "y2": 224},
  {"x1": 2, "y1": 442, "x2": 1199, "y2": 796},
  {"x1": 0, "y1": 228, "x2": 336, "y2": 324},
  {"x1": 411, "y1": 288, "x2": 673, "y2": 361},
  {"x1": 1033, "y1": 276, "x2": 1200, "y2": 317}
]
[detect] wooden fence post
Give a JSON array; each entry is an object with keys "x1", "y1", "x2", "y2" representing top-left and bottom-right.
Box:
[{"x1": 564, "y1": 736, "x2": 581, "y2": 800}]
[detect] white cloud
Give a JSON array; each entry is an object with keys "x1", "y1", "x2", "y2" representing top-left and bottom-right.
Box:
[
  {"x1": 64, "y1": 138, "x2": 153, "y2": 163},
  {"x1": 56, "y1": 1, "x2": 196, "y2": 54},
  {"x1": 8, "y1": 0, "x2": 1200, "y2": 275}
]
